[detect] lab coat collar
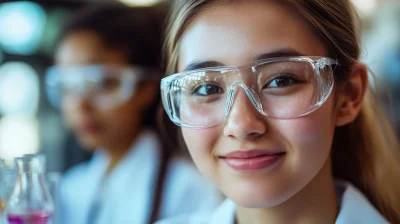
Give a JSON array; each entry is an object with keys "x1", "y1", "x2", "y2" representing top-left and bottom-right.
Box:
[
  {"x1": 334, "y1": 180, "x2": 388, "y2": 224},
  {"x1": 209, "y1": 180, "x2": 388, "y2": 224},
  {"x1": 87, "y1": 129, "x2": 162, "y2": 224}
]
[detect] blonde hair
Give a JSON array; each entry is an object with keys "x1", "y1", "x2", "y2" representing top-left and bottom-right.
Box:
[{"x1": 162, "y1": 0, "x2": 400, "y2": 222}]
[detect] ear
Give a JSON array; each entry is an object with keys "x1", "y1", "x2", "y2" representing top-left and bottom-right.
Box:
[{"x1": 335, "y1": 63, "x2": 368, "y2": 127}]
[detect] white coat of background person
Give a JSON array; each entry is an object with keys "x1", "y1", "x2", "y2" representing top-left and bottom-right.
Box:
[{"x1": 45, "y1": 3, "x2": 222, "y2": 224}]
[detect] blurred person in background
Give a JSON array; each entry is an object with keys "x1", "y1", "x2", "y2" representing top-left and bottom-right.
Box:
[
  {"x1": 45, "y1": 3, "x2": 221, "y2": 224},
  {"x1": 157, "y1": 0, "x2": 400, "y2": 223}
]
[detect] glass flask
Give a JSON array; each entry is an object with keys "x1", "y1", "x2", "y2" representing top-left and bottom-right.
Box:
[{"x1": 7, "y1": 155, "x2": 54, "y2": 224}]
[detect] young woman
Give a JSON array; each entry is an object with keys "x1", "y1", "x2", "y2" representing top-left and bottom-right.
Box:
[
  {"x1": 157, "y1": 0, "x2": 400, "y2": 223},
  {"x1": 46, "y1": 3, "x2": 221, "y2": 224}
]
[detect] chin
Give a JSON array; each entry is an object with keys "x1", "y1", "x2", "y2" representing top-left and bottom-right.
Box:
[
  {"x1": 77, "y1": 136, "x2": 102, "y2": 150},
  {"x1": 223, "y1": 179, "x2": 297, "y2": 208}
]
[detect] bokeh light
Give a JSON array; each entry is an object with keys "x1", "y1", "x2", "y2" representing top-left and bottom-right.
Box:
[
  {"x1": 0, "y1": 1, "x2": 46, "y2": 55},
  {"x1": 0, "y1": 62, "x2": 40, "y2": 115},
  {"x1": 362, "y1": 2, "x2": 400, "y2": 86},
  {"x1": 0, "y1": 116, "x2": 39, "y2": 164},
  {"x1": 352, "y1": 0, "x2": 377, "y2": 15}
]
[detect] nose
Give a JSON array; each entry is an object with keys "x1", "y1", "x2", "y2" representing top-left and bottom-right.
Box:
[
  {"x1": 223, "y1": 86, "x2": 268, "y2": 140},
  {"x1": 62, "y1": 93, "x2": 94, "y2": 113}
]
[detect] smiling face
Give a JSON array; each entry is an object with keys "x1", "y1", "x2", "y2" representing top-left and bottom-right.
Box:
[{"x1": 177, "y1": 1, "x2": 338, "y2": 208}]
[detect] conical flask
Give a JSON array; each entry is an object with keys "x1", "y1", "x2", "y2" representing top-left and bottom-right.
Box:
[{"x1": 7, "y1": 155, "x2": 54, "y2": 224}]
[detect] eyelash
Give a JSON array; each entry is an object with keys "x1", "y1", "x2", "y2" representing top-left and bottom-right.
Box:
[
  {"x1": 263, "y1": 73, "x2": 300, "y2": 88},
  {"x1": 191, "y1": 82, "x2": 224, "y2": 96}
]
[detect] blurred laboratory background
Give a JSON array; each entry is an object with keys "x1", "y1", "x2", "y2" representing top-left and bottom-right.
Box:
[
  {"x1": 0, "y1": 0, "x2": 168, "y2": 172},
  {"x1": 0, "y1": 0, "x2": 398, "y2": 172}
]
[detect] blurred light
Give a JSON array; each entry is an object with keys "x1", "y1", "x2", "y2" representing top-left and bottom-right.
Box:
[
  {"x1": 382, "y1": 49, "x2": 400, "y2": 84},
  {"x1": 0, "y1": 116, "x2": 39, "y2": 163},
  {"x1": 118, "y1": 0, "x2": 161, "y2": 7},
  {"x1": 0, "y1": 62, "x2": 40, "y2": 115},
  {"x1": 361, "y1": 1, "x2": 400, "y2": 86},
  {"x1": 0, "y1": 1, "x2": 46, "y2": 55},
  {"x1": 352, "y1": 0, "x2": 377, "y2": 15}
]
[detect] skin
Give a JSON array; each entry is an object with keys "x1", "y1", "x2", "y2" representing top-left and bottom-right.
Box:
[
  {"x1": 56, "y1": 30, "x2": 157, "y2": 172},
  {"x1": 177, "y1": 1, "x2": 367, "y2": 224}
]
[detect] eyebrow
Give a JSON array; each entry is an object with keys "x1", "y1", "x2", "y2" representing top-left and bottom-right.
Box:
[
  {"x1": 183, "y1": 61, "x2": 224, "y2": 72},
  {"x1": 183, "y1": 48, "x2": 304, "y2": 72},
  {"x1": 253, "y1": 48, "x2": 304, "y2": 61}
]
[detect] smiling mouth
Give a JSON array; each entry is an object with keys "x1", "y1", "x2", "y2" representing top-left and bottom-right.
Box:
[{"x1": 220, "y1": 150, "x2": 285, "y2": 171}]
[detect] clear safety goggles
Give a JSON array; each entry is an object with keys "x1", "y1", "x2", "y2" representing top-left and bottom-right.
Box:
[
  {"x1": 45, "y1": 65, "x2": 155, "y2": 110},
  {"x1": 161, "y1": 56, "x2": 337, "y2": 129}
]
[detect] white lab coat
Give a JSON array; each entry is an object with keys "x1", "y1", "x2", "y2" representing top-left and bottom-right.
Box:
[
  {"x1": 156, "y1": 180, "x2": 389, "y2": 224},
  {"x1": 58, "y1": 130, "x2": 221, "y2": 224}
]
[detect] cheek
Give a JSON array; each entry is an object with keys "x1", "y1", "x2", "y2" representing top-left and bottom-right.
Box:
[
  {"x1": 62, "y1": 106, "x2": 79, "y2": 128},
  {"x1": 181, "y1": 127, "x2": 220, "y2": 178},
  {"x1": 281, "y1": 115, "x2": 334, "y2": 154},
  {"x1": 276, "y1": 96, "x2": 336, "y2": 179}
]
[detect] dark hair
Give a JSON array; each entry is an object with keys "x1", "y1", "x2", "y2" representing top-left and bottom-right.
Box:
[
  {"x1": 59, "y1": 3, "x2": 171, "y2": 222},
  {"x1": 60, "y1": 2, "x2": 163, "y2": 67}
]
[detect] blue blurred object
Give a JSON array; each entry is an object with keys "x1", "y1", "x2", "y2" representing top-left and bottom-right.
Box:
[
  {"x1": 382, "y1": 48, "x2": 400, "y2": 86},
  {"x1": 0, "y1": 1, "x2": 46, "y2": 55}
]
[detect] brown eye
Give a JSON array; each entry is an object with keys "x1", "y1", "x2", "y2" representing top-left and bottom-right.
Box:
[
  {"x1": 265, "y1": 76, "x2": 298, "y2": 88},
  {"x1": 193, "y1": 83, "x2": 224, "y2": 96}
]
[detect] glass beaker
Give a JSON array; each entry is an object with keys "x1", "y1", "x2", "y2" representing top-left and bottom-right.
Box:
[{"x1": 7, "y1": 155, "x2": 54, "y2": 224}]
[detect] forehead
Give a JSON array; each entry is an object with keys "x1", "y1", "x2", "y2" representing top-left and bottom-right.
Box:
[
  {"x1": 178, "y1": 1, "x2": 327, "y2": 71},
  {"x1": 56, "y1": 31, "x2": 128, "y2": 67}
]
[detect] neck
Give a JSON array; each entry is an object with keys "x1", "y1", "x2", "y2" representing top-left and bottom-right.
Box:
[
  {"x1": 236, "y1": 159, "x2": 338, "y2": 224},
  {"x1": 104, "y1": 127, "x2": 143, "y2": 175}
]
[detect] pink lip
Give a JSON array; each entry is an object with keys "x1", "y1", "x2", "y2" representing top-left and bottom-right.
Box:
[
  {"x1": 78, "y1": 121, "x2": 103, "y2": 134},
  {"x1": 221, "y1": 150, "x2": 285, "y2": 171}
]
